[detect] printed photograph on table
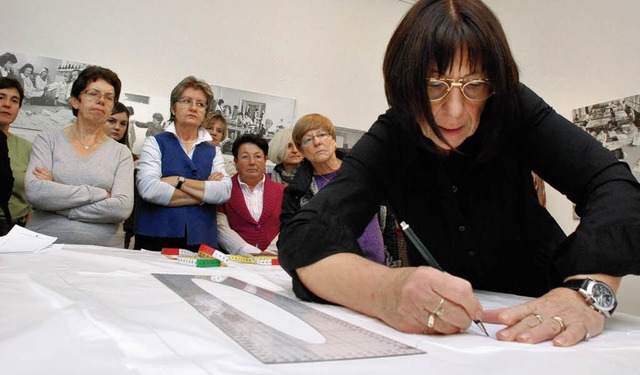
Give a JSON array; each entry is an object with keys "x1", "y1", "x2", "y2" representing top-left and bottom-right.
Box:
[
  {"x1": 1, "y1": 51, "x2": 87, "y2": 142},
  {"x1": 572, "y1": 93, "x2": 640, "y2": 181},
  {"x1": 209, "y1": 84, "x2": 296, "y2": 155}
]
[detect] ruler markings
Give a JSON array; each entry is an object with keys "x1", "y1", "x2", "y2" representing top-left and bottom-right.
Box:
[{"x1": 153, "y1": 274, "x2": 424, "y2": 364}]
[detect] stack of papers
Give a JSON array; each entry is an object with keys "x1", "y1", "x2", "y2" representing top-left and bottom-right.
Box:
[{"x1": 0, "y1": 226, "x2": 59, "y2": 253}]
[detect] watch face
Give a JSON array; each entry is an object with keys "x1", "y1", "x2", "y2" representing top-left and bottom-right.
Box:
[{"x1": 591, "y1": 282, "x2": 615, "y2": 309}]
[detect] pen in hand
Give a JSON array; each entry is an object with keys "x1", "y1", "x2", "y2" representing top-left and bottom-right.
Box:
[{"x1": 399, "y1": 221, "x2": 489, "y2": 337}]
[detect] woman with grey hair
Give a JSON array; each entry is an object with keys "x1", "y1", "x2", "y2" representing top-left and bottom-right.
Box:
[
  {"x1": 135, "y1": 76, "x2": 231, "y2": 251},
  {"x1": 267, "y1": 127, "x2": 302, "y2": 185}
]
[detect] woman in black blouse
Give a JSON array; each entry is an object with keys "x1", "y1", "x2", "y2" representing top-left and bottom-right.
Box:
[{"x1": 278, "y1": 0, "x2": 640, "y2": 347}]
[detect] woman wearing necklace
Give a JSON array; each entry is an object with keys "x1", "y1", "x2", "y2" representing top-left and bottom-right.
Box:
[
  {"x1": 135, "y1": 76, "x2": 232, "y2": 251},
  {"x1": 280, "y1": 113, "x2": 388, "y2": 264},
  {"x1": 25, "y1": 66, "x2": 134, "y2": 247}
]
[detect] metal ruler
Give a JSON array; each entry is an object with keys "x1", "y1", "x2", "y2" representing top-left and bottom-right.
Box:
[{"x1": 153, "y1": 274, "x2": 424, "y2": 364}]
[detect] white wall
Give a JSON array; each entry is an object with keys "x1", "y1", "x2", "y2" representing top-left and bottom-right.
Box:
[
  {"x1": 1, "y1": 0, "x2": 409, "y2": 130},
  {"x1": 3, "y1": 0, "x2": 638, "y2": 314}
]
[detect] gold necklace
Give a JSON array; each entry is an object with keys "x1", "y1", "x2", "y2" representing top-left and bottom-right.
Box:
[{"x1": 72, "y1": 129, "x2": 100, "y2": 149}]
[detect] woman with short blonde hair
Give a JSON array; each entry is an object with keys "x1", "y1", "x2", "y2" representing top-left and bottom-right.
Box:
[{"x1": 267, "y1": 127, "x2": 302, "y2": 185}]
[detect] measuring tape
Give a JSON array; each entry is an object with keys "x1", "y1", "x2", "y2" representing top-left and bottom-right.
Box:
[{"x1": 153, "y1": 274, "x2": 424, "y2": 364}]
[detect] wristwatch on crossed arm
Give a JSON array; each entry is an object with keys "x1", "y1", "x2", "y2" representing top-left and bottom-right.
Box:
[
  {"x1": 176, "y1": 176, "x2": 186, "y2": 190},
  {"x1": 562, "y1": 278, "x2": 617, "y2": 317}
]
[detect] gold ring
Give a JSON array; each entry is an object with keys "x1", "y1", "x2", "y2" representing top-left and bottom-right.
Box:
[
  {"x1": 552, "y1": 316, "x2": 566, "y2": 332},
  {"x1": 433, "y1": 297, "x2": 445, "y2": 316},
  {"x1": 424, "y1": 313, "x2": 436, "y2": 333},
  {"x1": 575, "y1": 322, "x2": 590, "y2": 342},
  {"x1": 533, "y1": 314, "x2": 544, "y2": 325}
]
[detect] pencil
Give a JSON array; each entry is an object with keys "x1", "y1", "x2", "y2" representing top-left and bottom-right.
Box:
[{"x1": 399, "y1": 221, "x2": 489, "y2": 337}]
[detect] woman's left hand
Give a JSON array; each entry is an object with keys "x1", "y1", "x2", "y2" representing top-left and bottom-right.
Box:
[
  {"x1": 483, "y1": 287, "x2": 603, "y2": 347},
  {"x1": 208, "y1": 172, "x2": 223, "y2": 181}
]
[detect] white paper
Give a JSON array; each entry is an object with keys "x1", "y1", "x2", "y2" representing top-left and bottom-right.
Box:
[{"x1": 0, "y1": 226, "x2": 57, "y2": 253}]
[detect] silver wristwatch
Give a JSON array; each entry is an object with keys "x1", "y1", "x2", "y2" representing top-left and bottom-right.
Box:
[
  {"x1": 176, "y1": 176, "x2": 186, "y2": 190},
  {"x1": 562, "y1": 278, "x2": 617, "y2": 317}
]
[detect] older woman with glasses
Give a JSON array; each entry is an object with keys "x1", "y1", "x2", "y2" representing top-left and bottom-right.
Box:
[
  {"x1": 280, "y1": 113, "x2": 388, "y2": 265},
  {"x1": 25, "y1": 66, "x2": 134, "y2": 247},
  {"x1": 279, "y1": 0, "x2": 640, "y2": 347},
  {"x1": 135, "y1": 76, "x2": 231, "y2": 251}
]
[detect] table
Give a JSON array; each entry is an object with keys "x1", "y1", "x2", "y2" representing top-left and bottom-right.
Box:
[{"x1": 1, "y1": 245, "x2": 639, "y2": 374}]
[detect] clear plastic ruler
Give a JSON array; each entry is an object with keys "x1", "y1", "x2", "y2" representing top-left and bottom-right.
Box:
[{"x1": 153, "y1": 274, "x2": 424, "y2": 364}]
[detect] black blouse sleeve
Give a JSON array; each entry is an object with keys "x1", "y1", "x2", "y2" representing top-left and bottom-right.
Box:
[{"x1": 519, "y1": 84, "x2": 640, "y2": 278}]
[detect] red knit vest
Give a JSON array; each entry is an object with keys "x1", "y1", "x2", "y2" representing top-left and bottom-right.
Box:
[{"x1": 221, "y1": 174, "x2": 283, "y2": 250}]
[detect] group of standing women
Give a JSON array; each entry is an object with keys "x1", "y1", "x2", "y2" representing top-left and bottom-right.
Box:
[{"x1": 0, "y1": 66, "x2": 312, "y2": 251}]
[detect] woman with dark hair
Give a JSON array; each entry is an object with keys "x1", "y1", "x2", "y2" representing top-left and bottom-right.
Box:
[
  {"x1": 135, "y1": 76, "x2": 231, "y2": 251},
  {"x1": 104, "y1": 102, "x2": 130, "y2": 146},
  {"x1": 0, "y1": 77, "x2": 25, "y2": 234},
  {"x1": 279, "y1": 0, "x2": 640, "y2": 347},
  {"x1": 25, "y1": 66, "x2": 133, "y2": 247},
  {"x1": 0, "y1": 77, "x2": 32, "y2": 231},
  {"x1": 0, "y1": 53, "x2": 19, "y2": 79},
  {"x1": 18, "y1": 63, "x2": 43, "y2": 103}
]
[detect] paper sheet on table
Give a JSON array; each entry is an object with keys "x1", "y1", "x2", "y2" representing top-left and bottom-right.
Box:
[{"x1": 0, "y1": 226, "x2": 57, "y2": 253}]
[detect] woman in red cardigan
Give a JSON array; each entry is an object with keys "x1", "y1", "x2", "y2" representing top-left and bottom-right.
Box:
[{"x1": 217, "y1": 134, "x2": 283, "y2": 255}]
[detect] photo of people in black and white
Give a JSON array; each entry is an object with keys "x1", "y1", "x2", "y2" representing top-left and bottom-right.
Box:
[
  {"x1": 572, "y1": 94, "x2": 640, "y2": 180},
  {"x1": 2, "y1": 51, "x2": 87, "y2": 142},
  {"x1": 209, "y1": 85, "x2": 296, "y2": 155}
]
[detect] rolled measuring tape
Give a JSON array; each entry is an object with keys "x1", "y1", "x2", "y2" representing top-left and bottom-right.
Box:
[
  {"x1": 162, "y1": 248, "x2": 197, "y2": 259},
  {"x1": 255, "y1": 257, "x2": 279, "y2": 266},
  {"x1": 176, "y1": 256, "x2": 221, "y2": 268},
  {"x1": 198, "y1": 244, "x2": 230, "y2": 266}
]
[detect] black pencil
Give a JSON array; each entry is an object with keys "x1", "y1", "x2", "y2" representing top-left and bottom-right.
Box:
[{"x1": 399, "y1": 221, "x2": 489, "y2": 337}]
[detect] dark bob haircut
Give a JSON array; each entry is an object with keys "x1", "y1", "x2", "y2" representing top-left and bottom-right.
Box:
[
  {"x1": 0, "y1": 77, "x2": 25, "y2": 108},
  {"x1": 70, "y1": 66, "x2": 121, "y2": 117},
  {"x1": 231, "y1": 133, "x2": 269, "y2": 159},
  {"x1": 383, "y1": 0, "x2": 520, "y2": 158}
]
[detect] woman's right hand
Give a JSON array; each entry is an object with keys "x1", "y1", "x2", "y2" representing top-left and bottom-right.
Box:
[
  {"x1": 380, "y1": 266, "x2": 484, "y2": 335},
  {"x1": 297, "y1": 254, "x2": 483, "y2": 336},
  {"x1": 33, "y1": 166, "x2": 53, "y2": 181}
]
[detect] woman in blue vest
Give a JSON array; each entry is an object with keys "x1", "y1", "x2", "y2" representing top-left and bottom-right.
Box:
[{"x1": 135, "y1": 76, "x2": 232, "y2": 251}]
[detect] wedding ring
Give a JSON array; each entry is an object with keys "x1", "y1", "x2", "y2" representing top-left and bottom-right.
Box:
[
  {"x1": 533, "y1": 314, "x2": 544, "y2": 325},
  {"x1": 552, "y1": 316, "x2": 566, "y2": 332},
  {"x1": 575, "y1": 322, "x2": 590, "y2": 342},
  {"x1": 424, "y1": 312, "x2": 436, "y2": 333},
  {"x1": 433, "y1": 297, "x2": 445, "y2": 316}
]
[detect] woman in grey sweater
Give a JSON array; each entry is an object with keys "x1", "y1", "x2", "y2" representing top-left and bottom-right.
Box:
[{"x1": 25, "y1": 67, "x2": 133, "y2": 247}]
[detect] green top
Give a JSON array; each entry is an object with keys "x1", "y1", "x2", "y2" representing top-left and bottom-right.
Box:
[{"x1": 0, "y1": 133, "x2": 33, "y2": 222}]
